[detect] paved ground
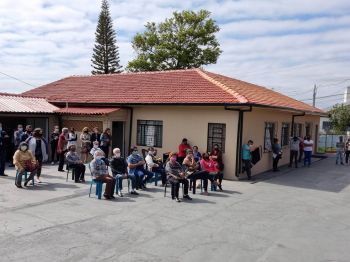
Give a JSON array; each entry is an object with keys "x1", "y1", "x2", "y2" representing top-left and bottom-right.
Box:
[{"x1": 1, "y1": 156, "x2": 350, "y2": 262}]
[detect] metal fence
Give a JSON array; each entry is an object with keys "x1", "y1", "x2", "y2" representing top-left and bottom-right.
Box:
[{"x1": 318, "y1": 134, "x2": 347, "y2": 153}]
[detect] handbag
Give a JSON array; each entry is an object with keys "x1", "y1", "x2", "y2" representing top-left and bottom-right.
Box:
[{"x1": 24, "y1": 160, "x2": 38, "y2": 172}]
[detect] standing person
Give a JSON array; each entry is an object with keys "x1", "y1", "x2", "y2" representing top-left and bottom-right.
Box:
[
  {"x1": 26, "y1": 128, "x2": 48, "y2": 183},
  {"x1": 67, "y1": 128, "x2": 78, "y2": 149},
  {"x1": 192, "y1": 146, "x2": 202, "y2": 162},
  {"x1": 242, "y1": 140, "x2": 255, "y2": 180},
  {"x1": 289, "y1": 136, "x2": 300, "y2": 168},
  {"x1": 178, "y1": 138, "x2": 191, "y2": 164},
  {"x1": 13, "y1": 142, "x2": 38, "y2": 188},
  {"x1": 298, "y1": 137, "x2": 305, "y2": 163},
  {"x1": 57, "y1": 128, "x2": 69, "y2": 172},
  {"x1": 50, "y1": 126, "x2": 60, "y2": 164},
  {"x1": 20, "y1": 125, "x2": 33, "y2": 142},
  {"x1": 66, "y1": 145, "x2": 86, "y2": 183},
  {"x1": 303, "y1": 135, "x2": 314, "y2": 167},
  {"x1": 0, "y1": 122, "x2": 9, "y2": 176},
  {"x1": 272, "y1": 138, "x2": 282, "y2": 172},
  {"x1": 145, "y1": 147, "x2": 167, "y2": 187},
  {"x1": 210, "y1": 144, "x2": 224, "y2": 188},
  {"x1": 90, "y1": 150, "x2": 116, "y2": 200},
  {"x1": 345, "y1": 138, "x2": 350, "y2": 165},
  {"x1": 80, "y1": 127, "x2": 91, "y2": 163},
  {"x1": 335, "y1": 136, "x2": 345, "y2": 165},
  {"x1": 11, "y1": 124, "x2": 24, "y2": 167},
  {"x1": 90, "y1": 127, "x2": 101, "y2": 146},
  {"x1": 165, "y1": 152, "x2": 192, "y2": 202},
  {"x1": 109, "y1": 148, "x2": 132, "y2": 196},
  {"x1": 100, "y1": 128, "x2": 111, "y2": 158}
]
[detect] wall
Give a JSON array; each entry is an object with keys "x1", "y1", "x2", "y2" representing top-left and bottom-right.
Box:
[
  {"x1": 131, "y1": 106, "x2": 239, "y2": 180},
  {"x1": 242, "y1": 107, "x2": 320, "y2": 176}
]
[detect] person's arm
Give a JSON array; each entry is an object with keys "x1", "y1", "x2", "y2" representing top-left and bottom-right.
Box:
[
  {"x1": 146, "y1": 155, "x2": 157, "y2": 168},
  {"x1": 13, "y1": 151, "x2": 25, "y2": 171},
  {"x1": 137, "y1": 159, "x2": 145, "y2": 166}
]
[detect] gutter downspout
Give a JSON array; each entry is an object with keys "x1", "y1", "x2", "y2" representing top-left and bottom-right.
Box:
[
  {"x1": 225, "y1": 105, "x2": 252, "y2": 178},
  {"x1": 291, "y1": 112, "x2": 305, "y2": 136},
  {"x1": 128, "y1": 107, "x2": 133, "y2": 153}
]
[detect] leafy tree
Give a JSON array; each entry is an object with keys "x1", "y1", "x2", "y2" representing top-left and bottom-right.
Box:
[
  {"x1": 329, "y1": 104, "x2": 350, "y2": 133},
  {"x1": 91, "y1": 0, "x2": 122, "y2": 74},
  {"x1": 127, "y1": 10, "x2": 222, "y2": 72}
]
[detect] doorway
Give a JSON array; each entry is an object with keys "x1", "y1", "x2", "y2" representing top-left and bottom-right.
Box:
[{"x1": 112, "y1": 121, "x2": 125, "y2": 157}]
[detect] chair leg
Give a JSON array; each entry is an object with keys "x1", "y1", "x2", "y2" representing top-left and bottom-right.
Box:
[
  {"x1": 154, "y1": 172, "x2": 158, "y2": 186},
  {"x1": 66, "y1": 170, "x2": 69, "y2": 182},
  {"x1": 89, "y1": 182, "x2": 93, "y2": 197},
  {"x1": 72, "y1": 169, "x2": 75, "y2": 181}
]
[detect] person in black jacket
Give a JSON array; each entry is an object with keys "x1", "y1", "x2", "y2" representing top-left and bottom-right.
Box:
[
  {"x1": 90, "y1": 127, "x2": 101, "y2": 146},
  {"x1": 50, "y1": 126, "x2": 60, "y2": 164},
  {"x1": 109, "y1": 148, "x2": 132, "y2": 197},
  {"x1": 0, "y1": 122, "x2": 9, "y2": 176},
  {"x1": 20, "y1": 125, "x2": 33, "y2": 142}
]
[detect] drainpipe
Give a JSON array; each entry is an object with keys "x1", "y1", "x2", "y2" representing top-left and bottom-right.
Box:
[
  {"x1": 291, "y1": 112, "x2": 305, "y2": 136},
  {"x1": 224, "y1": 106, "x2": 252, "y2": 178},
  {"x1": 128, "y1": 107, "x2": 133, "y2": 152}
]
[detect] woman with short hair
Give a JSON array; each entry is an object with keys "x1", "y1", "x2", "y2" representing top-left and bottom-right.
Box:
[
  {"x1": 100, "y1": 128, "x2": 111, "y2": 158},
  {"x1": 80, "y1": 127, "x2": 91, "y2": 163}
]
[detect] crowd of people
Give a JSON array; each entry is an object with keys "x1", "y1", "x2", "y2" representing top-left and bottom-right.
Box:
[{"x1": 0, "y1": 123, "x2": 225, "y2": 202}]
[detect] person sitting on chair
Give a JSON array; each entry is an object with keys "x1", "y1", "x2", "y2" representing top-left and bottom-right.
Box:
[
  {"x1": 145, "y1": 147, "x2": 166, "y2": 187},
  {"x1": 183, "y1": 149, "x2": 210, "y2": 195},
  {"x1": 200, "y1": 153, "x2": 222, "y2": 190},
  {"x1": 165, "y1": 152, "x2": 192, "y2": 202},
  {"x1": 110, "y1": 148, "x2": 137, "y2": 196},
  {"x1": 90, "y1": 150, "x2": 116, "y2": 200},
  {"x1": 127, "y1": 146, "x2": 153, "y2": 190},
  {"x1": 13, "y1": 142, "x2": 38, "y2": 188},
  {"x1": 90, "y1": 141, "x2": 109, "y2": 166},
  {"x1": 66, "y1": 145, "x2": 86, "y2": 183}
]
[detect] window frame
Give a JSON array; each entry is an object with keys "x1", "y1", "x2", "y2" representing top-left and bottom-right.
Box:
[
  {"x1": 264, "y1": 122, "x2": 276, "y2": 152},
  {"x1": 207, "y1": 123, "x2": 226, "y2": 153},
  {"x1": 281, "y1": 122, "x2": 290, "y2": 147},
  {"x1": 136, "y1": 120, "x2": 163, "y2": 148}
]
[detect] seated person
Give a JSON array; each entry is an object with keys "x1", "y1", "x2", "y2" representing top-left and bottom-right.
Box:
[
  {"x1": 109, "y1": 148, "x2": 138, "y2": 196},
  {"x1": 192, "y1": 146, "x2": 202, "y2": 162},
  {"x1": 183, "y1": 149, "x2": 209, "y2": 195},
  {"x1": 13, "y1": 142, "x2": 38, "y2": 188},
  {"x1": 210, "y1": 144, "x2": 224, "y2": 190},
  {"x1": 145, "y1": 147, "x2": 166, "y2": 186},
  {"x1": 165, "y1": 152, "x2": 192, "y2": 202},
  {"x1": 127, "y1": 146, "x2": 153, "y2": 190},
  {"x1": 201, "y1": 153, "x2": 223, "y2": 191},
  {"x1": 66, "y1": 145, "x2": 86, "y2": 183},
  {"x1": 90, "y1": 150, "x2": 116, "y2": 200}
]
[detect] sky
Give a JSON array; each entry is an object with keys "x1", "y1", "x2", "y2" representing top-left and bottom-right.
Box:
[{"x1": 0, "y1": 0, "x2": 350, "y2": 109}]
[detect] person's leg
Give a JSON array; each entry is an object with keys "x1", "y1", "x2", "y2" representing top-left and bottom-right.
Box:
[
  {"x1": 303, "y1": 151, "x2": 307, "y2": 166},
  {"x1": 135, "y1": 170, "x2": 145, "y2": 189},
  {"x1": 244, "y1": 160, "x2": 252, "y2": 179},
  {"x1": 15, "y1": 170, "x2": 23, "y2": 186},
  {"x1": 299, "y1": 149, "x2": 303, "y2": 162},
  {"x1": 273, "y1": 157, "x2": 278, "y2": 171},
  {"x1": 36, "y1": 159, "x2": 43, "y2": 178},
  {"x1": 294, "y1": 151, "x2": 298, "y2": 168},
  {"x1": 51, "y1": 143, "x2": 55, "y2": 163},
  {"x1": 128, "y1": 173, "x2": 137, "y2": 190},
  {"x1": 58, "y1": 152, "x2": 65, "y2": 171},
  {"x1": 116, "y1": 174, "x2": 123, "y2": 191},
  {"x1": 195, "y1": 170, "x2": 208, "y2": 192},
  {"x1": 340, "y1": 152, "x2": 344, "y2": 164},
  {"x1": 103, "y1": 175, "x2": 115, "y2": 197},
  {"x1": 289, "y1": 150, "x2": 293, "y2": 167},
  {"x1": 143, "y1": 169, "x2": 154, "y2": 185},
  {"x1": 154, "y1": 167, "x2": 166, "y2": 186},
  {"x1": 0, "y1": 150, "x2": 6, "y2": 175},
  {"x1": 25, "y1": 169, "x2": 37, "y2": 186},
  {"x1": 346, "y1": 151, "x2": 349, "y2": 164},
  {"x1": 80, "y1": 164, "x2": 86, "y2": 181},
  {"x1": 182, "y1": 179, "x2": 189, "y2": 196}
]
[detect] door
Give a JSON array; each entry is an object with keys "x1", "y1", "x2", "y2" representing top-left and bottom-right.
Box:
[{"x1": 112, "y1": 121, "x2": 125, "y2": 157}]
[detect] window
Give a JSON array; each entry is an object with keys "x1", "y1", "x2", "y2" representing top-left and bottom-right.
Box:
[
  {"x1": 305, "y1": 122, "x2": 313, "y2": 137},
  {"x1": 281, "y1": 123, "x2": 290, "y2": 146},
  {"x1": 137, "y1": 120, "x2": 163, "y2": 147},
  {"x1": 207, "y1": 123, "x2": 226, "y2": 153},
  {"x1": 264, "y1": 122, "x2": 275, "y2": 151},
  {"x1": 293, "y1": 123, "x2": 303, "y2": 137},
  {"x1": 322, "y1": 121, "x2": 332, "y2": 132}
]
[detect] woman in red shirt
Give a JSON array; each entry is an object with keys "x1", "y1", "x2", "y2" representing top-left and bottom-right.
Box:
[
  {"x1": 200, "y1": 153, "x2": 221, "y2": 190},
  {"x1": 178, "y1": 138, "x2": 191, "y2": 164}
]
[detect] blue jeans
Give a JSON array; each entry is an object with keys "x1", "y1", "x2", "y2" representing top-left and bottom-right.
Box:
[
  {"x1": 304, "y1": 151, "x2": 312, "y2": 166},
  {"x1": 112, "y1": 173, "x2": 124, "y2": 191},
  {"x1": 336, "y1": 151, "x2": 344, "y2": 164},
  {"x1": 135, "y1": 168, "x2": 154, "y2": 187}
]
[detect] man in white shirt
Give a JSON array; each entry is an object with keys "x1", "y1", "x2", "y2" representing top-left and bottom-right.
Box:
[
  {"x1": 303, "y1": 136, "x2": 314, "y2": 167},
  {"x1": 145, "y1": 147, "x2": 166, "y2": 186}
]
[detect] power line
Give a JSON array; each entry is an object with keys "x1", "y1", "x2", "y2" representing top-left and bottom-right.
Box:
[
  {"x1": 0, "y1": 71, "x2": 35, "y2": 87},
  {"x1": 301, "y1": 93, "x2": 344, "y2": 102},
  {"x1": 317, "y1": 79, "x2": 350, "y2": 88}
]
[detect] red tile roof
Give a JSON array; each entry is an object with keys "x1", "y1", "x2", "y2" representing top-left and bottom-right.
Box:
[
  {"x1": 0, "y1": 93, "x2": 58, "y2": 113},
  {"x1": 55, "y1": 107, "x2": 120, "y2": 115},
  {"x1": 22, "y1": 69, "x2": 323, "y2": 114}
]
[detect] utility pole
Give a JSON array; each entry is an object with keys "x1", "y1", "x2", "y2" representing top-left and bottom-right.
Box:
[{"x1": 312, "y1": 84, "x2": 317, "y2": 107}]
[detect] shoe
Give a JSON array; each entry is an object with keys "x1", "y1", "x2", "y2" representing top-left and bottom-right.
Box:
[
  {"x1": 15, "y1": 183, "x2": 22, "y2": 188},
  {"x1": 110, "y1": 195, "x2": 116, "y2": 199},
  {"x1": 175, "y1": 197, "x2": 181, "y2": 202},
  {"x1": 142, "y1": 183, "x2": 147, "y2": 189},
  {"x1": 103, "y1": 195, "x2": 111, "y2": 200},
  {"x1": 218, "y1": 184, "x2": 223, "y2": 191},
  {"x1": 36, "y1": 178, "x2": 42, "y2": 183},
  {"x1": 58, "y1": 169, "x2": 65, "y2": 172},
  {"x1": 183, "y1": 195, "x2": 192, "y2": 200},
  {"x1": 130, "y1": 190, "x2": 139, "y2": 195},
  {"x1": 51, "y1": 162, "x2": 55, "y2": 165},
  {"x1": 118, "y1": 191, "x2": 124, "y2": 197},
  {"x1": 201, "y1": 191, "x2": 209, "y2": 196},
  {"x1": 80, "y1": 179, "x2": 85, "y2": 183}
]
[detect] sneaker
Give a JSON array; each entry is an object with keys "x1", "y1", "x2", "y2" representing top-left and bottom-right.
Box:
[
  {"x1": 51, "y1": 162, "x2": 55, "y2": 165},
  {"x1": 183, "y1": 195, "x2": 192, "y2": 200},
  {"x1": 24, "y1": 180, "x2": 29, "y2": 187},
  {"x1": 130, "y1": 190, "x2": 139, "y2": 195},
  {"x1": 175, "y1": 197, "x2": 181, "y2": 202},
  {"x1": 36, "y1": 177, "x2": 42, "y2": 183},
  {"x1": 118, "y1": 191, "x2": 124, "y2": 197},
  {"x1": 15, "y1": 183, "x2": 23, "y2": 188}
]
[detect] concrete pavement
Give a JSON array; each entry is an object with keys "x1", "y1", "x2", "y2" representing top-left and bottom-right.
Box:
[{"x1": 1, "y1": 156, "x2": 350, "y2": 262}]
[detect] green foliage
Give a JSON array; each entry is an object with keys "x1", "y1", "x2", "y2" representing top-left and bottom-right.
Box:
[
  {"x1": 127, "y1": 10, "x2": 222, "y2": 72},
  {"x1": 91, "y1": 0, "x2": 122, "y2": 74},
  {"x1": 329, "y1": 104, "x2": 350, "y2": 133}
]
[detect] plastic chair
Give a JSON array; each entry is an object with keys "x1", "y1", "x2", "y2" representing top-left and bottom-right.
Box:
[
  {"x1": 88, "y1": 163, "x2": 103, "y2": 199},
  {"x1": 66, "y1": 166, "x2": 76, "y2": 182},
  {"x1": 164, "y1": 177, "x2": 184, "y2": 198},
  {"x1": 16, "y1": 170, "x2": 34, "y2": 186},
  {"x1": 189, "y1": 178, "x2": 203, "y2": 194}
]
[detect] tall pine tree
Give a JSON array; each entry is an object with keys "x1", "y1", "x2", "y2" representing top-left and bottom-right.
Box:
[{"x1": 91, "y1": 0, "x2": 122, "y2": 74}]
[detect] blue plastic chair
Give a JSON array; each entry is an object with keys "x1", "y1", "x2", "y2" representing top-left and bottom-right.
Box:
[
  {"x1": 88, "y1": 163, "x2": 103, "y2": 199},
  {"x1": 16, "y1": 170, "x2": 34, "y2": 186}
]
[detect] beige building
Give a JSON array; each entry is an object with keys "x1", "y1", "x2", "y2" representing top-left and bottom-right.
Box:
[{"x1": 22, "y1": 69, "x2": 324, "y2": 180}]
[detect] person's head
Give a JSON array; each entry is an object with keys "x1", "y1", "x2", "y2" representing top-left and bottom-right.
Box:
[
  {"x1": 169, "y1": 152, "x2": 177, "y2": 163},
  {"x1": 94, "y1": 149, "x2": 104, "y2": 160},
  {"x1": 93, "y1": 141, "x2": 99, "y2": 148},
  {"x1": 130, "y1": 146, "x2": 138, "y2": 156},
  {"x1": 82, "y1": 127, "x2": 89, "y2": 133},
  {"x1": 182, "y1": 138, "x2": 188, "y2": 145},
  {"x1": 68, "y1": 145, "x2": 76, "y2": 152},
  {"x1": 70, "y1": 127, "x2": 75, "y2": 133},
  {"x1": 193, "y1": 146, "x2": 198, "y2": 152},
  {"x1": 33, "y1": 128, "x2": 43, "y2": 138},
  {"x1": 148, "y1": 147, "x2": 155, "y2": 156},
  {"x1": 293, "y1": 136, "x2": 298, "y2": 141},
  {"x1": 273, "y1": 138, "x2": 279, "y2": 144},
  {"x1": 306, "y1": 135, "x2": 310, "y2": 141},
  {"x1": 202, "y1": 152, "x2": 209, "y2": 160},
  {"x1": 248, "y1": 140, "x2": 253, "y2": 146},
  {"x1": 93, "y1": 127, "x2": 99, "y2": 134},
  {"x1": 26, "y1": 125, "x2": 32, "y2": 132},
  {"x1": 213, "y1": 144, "x2": 220, "y2": 150},
  {"x1": 339, "y1": 136, "x2": 343, "y2": 142},
  {"x1": 104, "y1": 128, "x2": 111, "y2": 135},
  {"x1": 17, "y1": 124, "x2": 23, "y2": 131},
  {"x1": 186, "y1": 149, "x2": 193, "y2": 157},
  {"x1": 113, "y1": 148, "x2": 121, "y2": 158},
  {"x1": 62, "y1": 127, "x2": 69, "y2": 134},
  {"x1": 19, "y1": 142, "x2": 29, "y2": 152}
]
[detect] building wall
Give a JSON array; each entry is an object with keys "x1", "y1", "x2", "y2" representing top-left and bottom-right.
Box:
[
  {"x1": 242, "y1": 108, "x2": 320, "y2": 176},
  {"x1": 131, "y1": 106, "x2": 239, "y2": 180}
]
